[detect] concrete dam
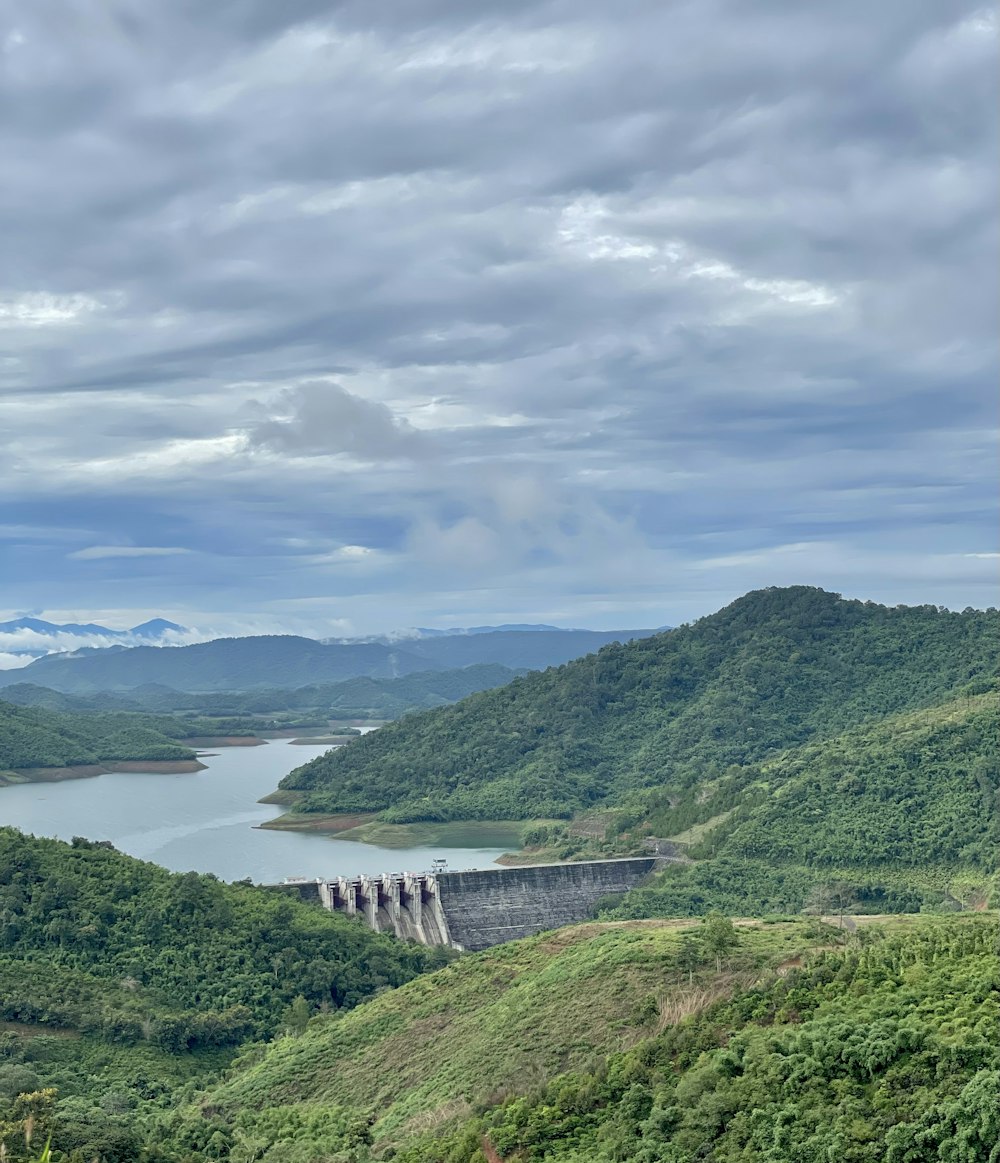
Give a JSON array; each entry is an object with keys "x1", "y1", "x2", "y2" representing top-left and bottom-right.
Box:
[{"x1": 277, "y1": 857, "x2": 663, "y2": 951}]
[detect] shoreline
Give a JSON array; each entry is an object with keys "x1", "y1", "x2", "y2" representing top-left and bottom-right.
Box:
[
  {"x1": 180, "y1": 735, "x2": 265, "y2": 748},
  {"x1": 257, "y1": 811, "x2": 378, "y2": 834},
  {"x1": 0, "y1": 757, "x2": 208, "y2": 786},
  {"x1": 0, "y1": 732, "x2": 290, "y2": 788}
]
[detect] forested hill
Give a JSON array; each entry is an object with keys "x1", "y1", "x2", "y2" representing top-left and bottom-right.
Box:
[
  {"x1": 0, "y1": 700, "x2": 197, "y2": 771},
  {"x1": 0, "y1": 828, "x2": 446, "y2": 1159},
  {"x1": 158, "y1": 915, "x2": 999, "y2": 1162},
  {"x1": 281, "y1": 587, "x2": 998, "y2": 822}
]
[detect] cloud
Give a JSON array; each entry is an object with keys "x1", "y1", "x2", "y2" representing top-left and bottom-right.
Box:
[
  {"x1": 248, "y1": 380, "x2": 424, "y2": 459},
  {"x1": 0, "y1": 0, "x2": 995, "y2": 629},
  {"x1": 68, "y1": 546, "x2": 194, "y2": 560}
]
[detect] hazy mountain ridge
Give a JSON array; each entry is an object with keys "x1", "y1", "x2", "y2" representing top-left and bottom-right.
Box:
[{"x1": 0, "y1": 627, "x2": 660, "y2": 693}]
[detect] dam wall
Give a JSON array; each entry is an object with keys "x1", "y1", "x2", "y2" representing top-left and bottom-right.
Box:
[
  {"x1": 273, "y1": 857, "x2": 661, "y2": 950},
  {"x1": 435, "y1": 858, "x2": 660, "y2": 950}
]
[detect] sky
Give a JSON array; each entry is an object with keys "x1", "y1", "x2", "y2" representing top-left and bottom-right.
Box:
[{"x1": 2, "y1": 0, "x2": 997, "y2": 647}]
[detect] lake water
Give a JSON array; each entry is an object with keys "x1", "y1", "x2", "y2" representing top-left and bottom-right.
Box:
[{"x1": 0, "y1": 739, "x2": 512, "y2": 883}]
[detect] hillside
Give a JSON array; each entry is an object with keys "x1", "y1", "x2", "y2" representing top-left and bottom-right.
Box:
[
  {"x1": 394, "y1": 916, "x2": 999, "y2": 1163},
  {"x1": 597, "y1": 689, "x2": 998, "y2": 919},
  {"x1": 0, "y1": 829, "x2": 448, "y2": 1159},
  {"x1": 279, "y1": 588, "x2": 999, "y2": 823},
  {"x1": 155, "y1": 916, "x2": 841, "y2": 1155},
  {"x1": 1, "y1": 664, "x2": 527, "y2": 721},
  {"x1": 0, "y1": 701, "x2": 197, "y2": 772},
  {"x1": 153, "y1": 914, "x2": 998, "y2": 1161}
]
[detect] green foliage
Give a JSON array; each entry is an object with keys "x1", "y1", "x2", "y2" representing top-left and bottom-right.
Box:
[
  {"x1": 605, "y1": 691, "x2": 998, "y2": 919},
  {"x1": 719, "y1": 693, "x2": 999, "y2": 870},
  {"x1": 0, "y1": 829, "x2": 450, "y2": 1160},
  {"x1": 280, "y1": 589, "x2": 998, "y2": 825},
  {"x1": 0, "y1": 830, "x2": 441, "y2": 1040}
]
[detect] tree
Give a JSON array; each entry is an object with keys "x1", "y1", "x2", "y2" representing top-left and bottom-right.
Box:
[
  {"x1": 805, "y1": 881, "x2": 856, "y2": 928},
  {"x1": 701, "y1": 913, "x2": 739, "y2": 972},
  {"x1": 284, "y1": 995, "x2": 311, "y2": 1036}
]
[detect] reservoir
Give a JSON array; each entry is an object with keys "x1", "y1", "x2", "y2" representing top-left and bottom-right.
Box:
[{"x1": 0, "y1": 738, "x2": 515, "y2": 883}]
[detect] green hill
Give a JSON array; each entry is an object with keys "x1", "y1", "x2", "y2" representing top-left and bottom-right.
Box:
[
  {"x1": 279, "y1": 588, "x2": 998, "y2": 823},
  {"x1": 151, "y1": 914, "x2": 997, "y2": 1162},
  {"x1": 394, "y1": 915, "x2": 999, "y2": 1163},
  {"x1": 153, "y1": 916, "x2": 846, "y2": 1156}
]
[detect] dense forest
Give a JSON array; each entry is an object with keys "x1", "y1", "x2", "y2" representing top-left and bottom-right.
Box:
[
  {"x1": 591, "y1": 689, "x2": 999, "y2": 918},
  {"x1": 280, "y1": 588, "x2": 998, "y2": 823},
  {"x1": 0, "y1": 700, "x2": 291, "y2": 773},
  {"x1": 0, "y1": 830, "x2": 449, "y2": 1161}
]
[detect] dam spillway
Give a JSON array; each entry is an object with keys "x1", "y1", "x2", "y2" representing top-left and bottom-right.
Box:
[{"x1": 275, "y1": 857, "x2": 663, "y2": 951}]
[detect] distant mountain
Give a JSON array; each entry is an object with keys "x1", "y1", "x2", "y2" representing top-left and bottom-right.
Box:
[
  {"x1": 0, "y1": 635, "x2": 446, "y2": 694},
  {"x1": 398, "y1": 627, "x2": 662, "y2": 671},
  {"x1": 0, "y1": 615, "x2": 188, "y2": 660},
  {"x1": 0, "y1": 666, "x2": 526, "y2": 719},
  {"x1": 409, "y1": 623, "x2": 565, "y2": 636},
  {"x1": 0, "y1": 626, "x2": 663, "y2": 693}
]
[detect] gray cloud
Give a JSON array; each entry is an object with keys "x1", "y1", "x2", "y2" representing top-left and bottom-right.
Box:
[
  {"x1": 248, "y1": 381, "x2": 424, "y2": 459},
  {"x1": 1, "y1": 0, "x2": 996, "y2": 630}
]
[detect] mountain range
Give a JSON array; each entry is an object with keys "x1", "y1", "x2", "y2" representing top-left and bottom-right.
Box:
[{"x1": 0, "y1": 626, "x2": 659, "y2": 692}]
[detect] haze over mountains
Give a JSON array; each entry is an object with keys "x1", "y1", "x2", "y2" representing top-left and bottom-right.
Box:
[
  {"x1": 0, "y1": 624, "x2": 660, "y2": 693},
  {"x1": 0, "y1": 616, "x2": 189, "y2": 661}
]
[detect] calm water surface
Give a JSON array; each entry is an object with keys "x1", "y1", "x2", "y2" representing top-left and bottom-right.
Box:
[{"x1": 0, "y1": 739, "x2": 510, "y2": 882}]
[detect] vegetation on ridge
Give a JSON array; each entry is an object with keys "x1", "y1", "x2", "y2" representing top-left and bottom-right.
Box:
[
  {"x1": 148, "y1": 916, "x2": 855, "y2": 1158},
  {"x1": 280, "y1": 588, "x2": 997, "y2": 825}
]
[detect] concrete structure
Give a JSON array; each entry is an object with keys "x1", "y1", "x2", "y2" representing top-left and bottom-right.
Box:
[{"x1": 274, "y1": 857, "x2": 663, "y2": 951}]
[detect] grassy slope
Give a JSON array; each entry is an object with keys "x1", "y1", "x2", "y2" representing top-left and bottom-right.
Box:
[
  {"x1": 395, "y1": 914, "x2": 1000, "y2": 1163},
  {"x1": 279, "y1": 588, "x2": 998, "y2": 823},
  {"x1": 171, "y1": 918, "x2": 861, "y2": 1155}
]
